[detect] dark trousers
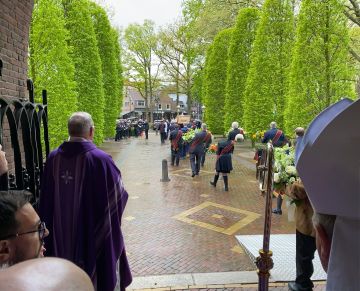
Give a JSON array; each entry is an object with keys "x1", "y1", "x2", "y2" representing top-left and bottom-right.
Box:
[
  {"x1": 190, "y1": 152, "x2": 201, "y2": 174},
  {"x1": 200, "y1": 151, "x2": 207, "y2": 166},
  {"x1": 295, "y1": 230, "x2": 317, "y2": 290},
  {"x1": 145, "y1": 130, "x2": 148, "y2": 139},
  {"x1": 160, "y1": 132, "x2": 166, "y2": 143},
  {"x1": 171, "y1": 149, "x2": 180, "y2": 166},
  {"x1": 115, "y1": 131, "x2": 120, "y2": 141}
]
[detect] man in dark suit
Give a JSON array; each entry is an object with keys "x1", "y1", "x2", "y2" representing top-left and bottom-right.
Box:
[
  {"x1": 189, "y1": 123, "x2": 209, "y2": 177},
  {"x1": 143, "y1": 119, "x2": 149, "y2": 139},
  {"x1": 159, "y1": 120, "x2": 166, "y2": 144},
  {"x1": 169, "y1": 124, "x2": 183, "y2": 166},
  {"x1": 262, "y1": 121, "x2": 287, "y2": 215},
  {"x1": 262, "y1": 121, "x2": 286, "y2": 147}
]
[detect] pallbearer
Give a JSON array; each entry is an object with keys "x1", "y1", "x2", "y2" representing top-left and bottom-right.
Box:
[
  {"x1": 169, "y1": 124, "x2": 183, "y2": 166},
  {"x1": 210, "y1": 133, "x2": 242, "y2": 191}
]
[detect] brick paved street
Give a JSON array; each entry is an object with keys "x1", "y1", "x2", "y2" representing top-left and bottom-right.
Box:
[
  {"x1": 100, "y1": 133, "x2": 325, "y2": 290},
  {"x1": 101, "y1": 133, "x2": 296, "y2": 274}
]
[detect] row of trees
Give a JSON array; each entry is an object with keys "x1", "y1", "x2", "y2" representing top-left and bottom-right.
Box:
[
  {"x1": 30, "y1": 0, "x2": 123, "y2": 146},
  {"x1": 200, "y1": 0, "x2": 358, "y2": 135}
]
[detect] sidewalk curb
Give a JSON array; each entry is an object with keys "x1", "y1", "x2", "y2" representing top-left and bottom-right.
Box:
[{"x1": 127, "y1": 271, "x2": 259, "y2": 290}]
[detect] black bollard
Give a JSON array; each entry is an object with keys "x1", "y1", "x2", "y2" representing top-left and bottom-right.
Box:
[{"x1": 160, "y1": 159, "x2": 170, "y2": 182}]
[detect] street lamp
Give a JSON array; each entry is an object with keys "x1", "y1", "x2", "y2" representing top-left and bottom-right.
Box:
[
  {"x1": 176, "y1": 104, "x2": 181, "y2": 117},
  {"x1": 201, "y1": 105, "x2": 206, "y2": 121}
]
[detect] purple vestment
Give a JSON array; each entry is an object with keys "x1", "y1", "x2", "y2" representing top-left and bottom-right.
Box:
[{"x1": 40, "y1": 141, "x2": 132, "y2": 291}]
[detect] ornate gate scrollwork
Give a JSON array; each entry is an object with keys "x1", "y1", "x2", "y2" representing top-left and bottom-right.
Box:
[{"x1": 0, "y1": 80, "x2": 49, "y2": 206}]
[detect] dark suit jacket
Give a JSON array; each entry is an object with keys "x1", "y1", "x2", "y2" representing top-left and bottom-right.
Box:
[{"x1": 189, "y1": 130, "x2": 211, "y2": 154}]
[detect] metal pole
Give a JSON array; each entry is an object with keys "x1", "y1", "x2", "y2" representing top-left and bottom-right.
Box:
[
  {"x1": 256, "y1": 142, "x2": 274, "y2": 291},
  {"x1": 160, "y1": 159, "x2": 170, "y2": 182}
]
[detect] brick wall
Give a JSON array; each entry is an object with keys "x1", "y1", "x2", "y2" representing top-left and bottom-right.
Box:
[
  {"x1": 0, "y1": 0, "x2": 34, "y2": 100},
  {"x1": 0, "y1": 0, "x2": 34, "y2": 172}
]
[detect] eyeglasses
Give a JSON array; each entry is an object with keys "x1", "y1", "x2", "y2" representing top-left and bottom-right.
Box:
[{"x1": 0, "y1": 221, "x2": 47, "y2": 241}]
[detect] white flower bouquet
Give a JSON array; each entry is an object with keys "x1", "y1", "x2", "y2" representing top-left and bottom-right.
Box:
[{"x1": 273, "y1": 145, "x2": 298, "y2": 190}]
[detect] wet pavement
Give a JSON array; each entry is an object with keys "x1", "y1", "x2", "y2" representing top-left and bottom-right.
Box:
[{"x1": 100, "y1": 132, "x2": 325, "y2": 290}]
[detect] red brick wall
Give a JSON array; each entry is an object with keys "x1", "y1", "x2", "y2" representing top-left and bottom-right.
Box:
[
  {"x1": 0, "y1": 0, "x2": 34, "y2": 100},
  {"x1": 0, "y1": 0, "x2": 34, "y2": 171}
]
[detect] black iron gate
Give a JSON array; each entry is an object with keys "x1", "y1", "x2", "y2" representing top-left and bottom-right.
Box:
[{"x1": 0, "y1": 79, "x2": 49, "y2": 205}]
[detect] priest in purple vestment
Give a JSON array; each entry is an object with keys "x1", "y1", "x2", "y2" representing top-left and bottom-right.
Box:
[{"x1": 39, "y1": 112, "x2": 132, "y2": 291}]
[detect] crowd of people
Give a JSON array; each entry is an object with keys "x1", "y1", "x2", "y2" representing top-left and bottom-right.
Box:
[
  {"x1": 0, "y1": 97, "x2": 359, "y2": 291},
  {"x1": 115, "y1": 118, "x2": 149, "y2": 140}
]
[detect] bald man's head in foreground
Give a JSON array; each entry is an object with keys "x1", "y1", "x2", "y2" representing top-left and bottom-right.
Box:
[{"x1": 0, "y1": 257, "x2": 94, "y2": 291}]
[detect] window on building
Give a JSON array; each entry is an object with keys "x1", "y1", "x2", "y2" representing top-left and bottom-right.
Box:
[
  {"x1": 137, "y1": 100, "x2": 145, "y2": 106},
  {"x1": 180, "y1": 104, "x2": 185, "y2": 109},
  {"x1": 158, "y1": 104, "x2": 162, "y2": 110},
  {"x1": 166, "y1": 104, "x2": 170, "y2": 110}
]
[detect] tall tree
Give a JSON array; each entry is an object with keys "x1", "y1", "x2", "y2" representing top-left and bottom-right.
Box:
[
  {"x1": 63, "y1": 0, "x2": 105, "y2": 144},
  {"x1": 156, "y1": 20, "x2": 199, "y2": 111},
  {"x1": 111, "y1": 28, "x2": 124, "y2": 118},
  {"x1": 223, "y1": 7, "x2": 260, "y2": 132},
  {"x1": 123, "y1": 20, "x2": 159, "y2": 122},
  {"x1": 243, "y1": 0, "x2": 294, "y2": 134},
  {"x1": 203, "y1": 28, "x2": 233, "y2": 134},
  {"x1": 182, "y1": 0, "x2": 259, "y2": 49},
  {"x1": 90, "y1": 3, "x2": 120, "y2": 138},
  {"x1": 30, "y1": 0, "x2": 77, "y2": 148},
  {"x1": 284, "y1": 0, "x2": 356, "y2": 133}
]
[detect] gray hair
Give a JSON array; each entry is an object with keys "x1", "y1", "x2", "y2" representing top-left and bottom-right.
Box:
[
  {"x1": 68, "y1": 112, "x2": 94, "y2": 137},
  {"x1": 270, "y1": 121, "x2": 277, "y2": 129},
  {"x1": 201, "y1": 123, "x2": 207, "y2": 130},
  {"x1": 231, "y1": 121, "x2": 239, "y2": 129},
  {"x1": 313, "y1": 212, "x2": 336, "y2": 240}
]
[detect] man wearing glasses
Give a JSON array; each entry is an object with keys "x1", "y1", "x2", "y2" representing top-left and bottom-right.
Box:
[{"x1": 0, "y1": 190, "x2": 49, "y2": 268}]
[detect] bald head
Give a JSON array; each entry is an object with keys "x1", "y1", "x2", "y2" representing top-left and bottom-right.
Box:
[
  {"x1": 68, "y1": 112, "x2": 94, "y2": 139},
  {"x1": 0, "y1": 258, "x2": 94, "y2": 291}
]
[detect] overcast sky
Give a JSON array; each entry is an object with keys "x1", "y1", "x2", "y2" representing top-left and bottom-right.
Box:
[{"x1": 98, "y1": 0, "x2": 183, "y2": 29}]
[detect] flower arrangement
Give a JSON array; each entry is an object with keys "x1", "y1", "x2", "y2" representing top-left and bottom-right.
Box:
[
  {"x1": 273, "y1": 145, "x2": 298, "y2": 189},
  {"x1": 251, "y1": 130, "x2": 265, "y2": 141},
  {"x1": 182, "y1": 128, "x2": 201, "y2": 142},
  {"x1": 207, "y1": 143, "x2": 218, "y2": 154}
]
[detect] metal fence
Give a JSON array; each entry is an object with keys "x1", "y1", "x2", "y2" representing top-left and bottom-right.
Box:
[{"x1": 0, "y1": 79, "x2": 49, "y2": 206}]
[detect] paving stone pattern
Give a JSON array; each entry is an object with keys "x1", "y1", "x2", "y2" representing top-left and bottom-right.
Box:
[{"x1": 101, "y1": 134, "x2": 296, "y2": 277}]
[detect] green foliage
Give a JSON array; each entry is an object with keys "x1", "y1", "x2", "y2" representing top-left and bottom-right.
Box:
[
  {"x1": 284, "y1": 0, "x2": 356, "y2": 133},
  {"x1": 203, "y1": 28, "x2": 233, "y2": 134},
  {"x1": 191, "y1": 69, "x2": 204, "y2": 103},
  {"x1": 243, "y1": 0, "x2": 295, "y2": 134},
  {"x1": 181, "y1": 0, "x2": 260, "y2": 56},
  {"x1": 111, "y1": 28, "x2": 124, "y2": 118},
  {"x1": 63, "y1": 0, "x2": 105, "y2": 145},
  {"x1": 90, "y1": 3, "x2": 120, "y2": 138},
  {"x1": 124, "y1": 20, "x2": 158, "y2": 119},
  {"x1": 30, "y1": 0, "x2": 77, "y2": 149},
  {"x1": 223, "y1": 8, "x2": 260, "y2": 132}
]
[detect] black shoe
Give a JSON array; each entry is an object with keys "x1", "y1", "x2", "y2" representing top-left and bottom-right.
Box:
[
  {"x1": 210, "y1": 174, "x2": 219, "y2": 187},
  {"x1": 288, "y1": 282, "x2": 312, "y2": 291},
  {"x1": 224, "y1": 176, "x2": 229, "y2": 191},
  {"x1": 171, "y1": 163, "x2": 174, "y2": 166},
  {"x1": 195, "y1": 172, "x2": 199, "y2": 175},
  {"x1": 272, "y1": 208, "x2": 282, "y2": 215},
  {"x1": 191, "y1": 172, "x2": 196, "y2": 177},
  {"x1": 201, "y1": 164, "x2": 204, "y2": 167}
]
